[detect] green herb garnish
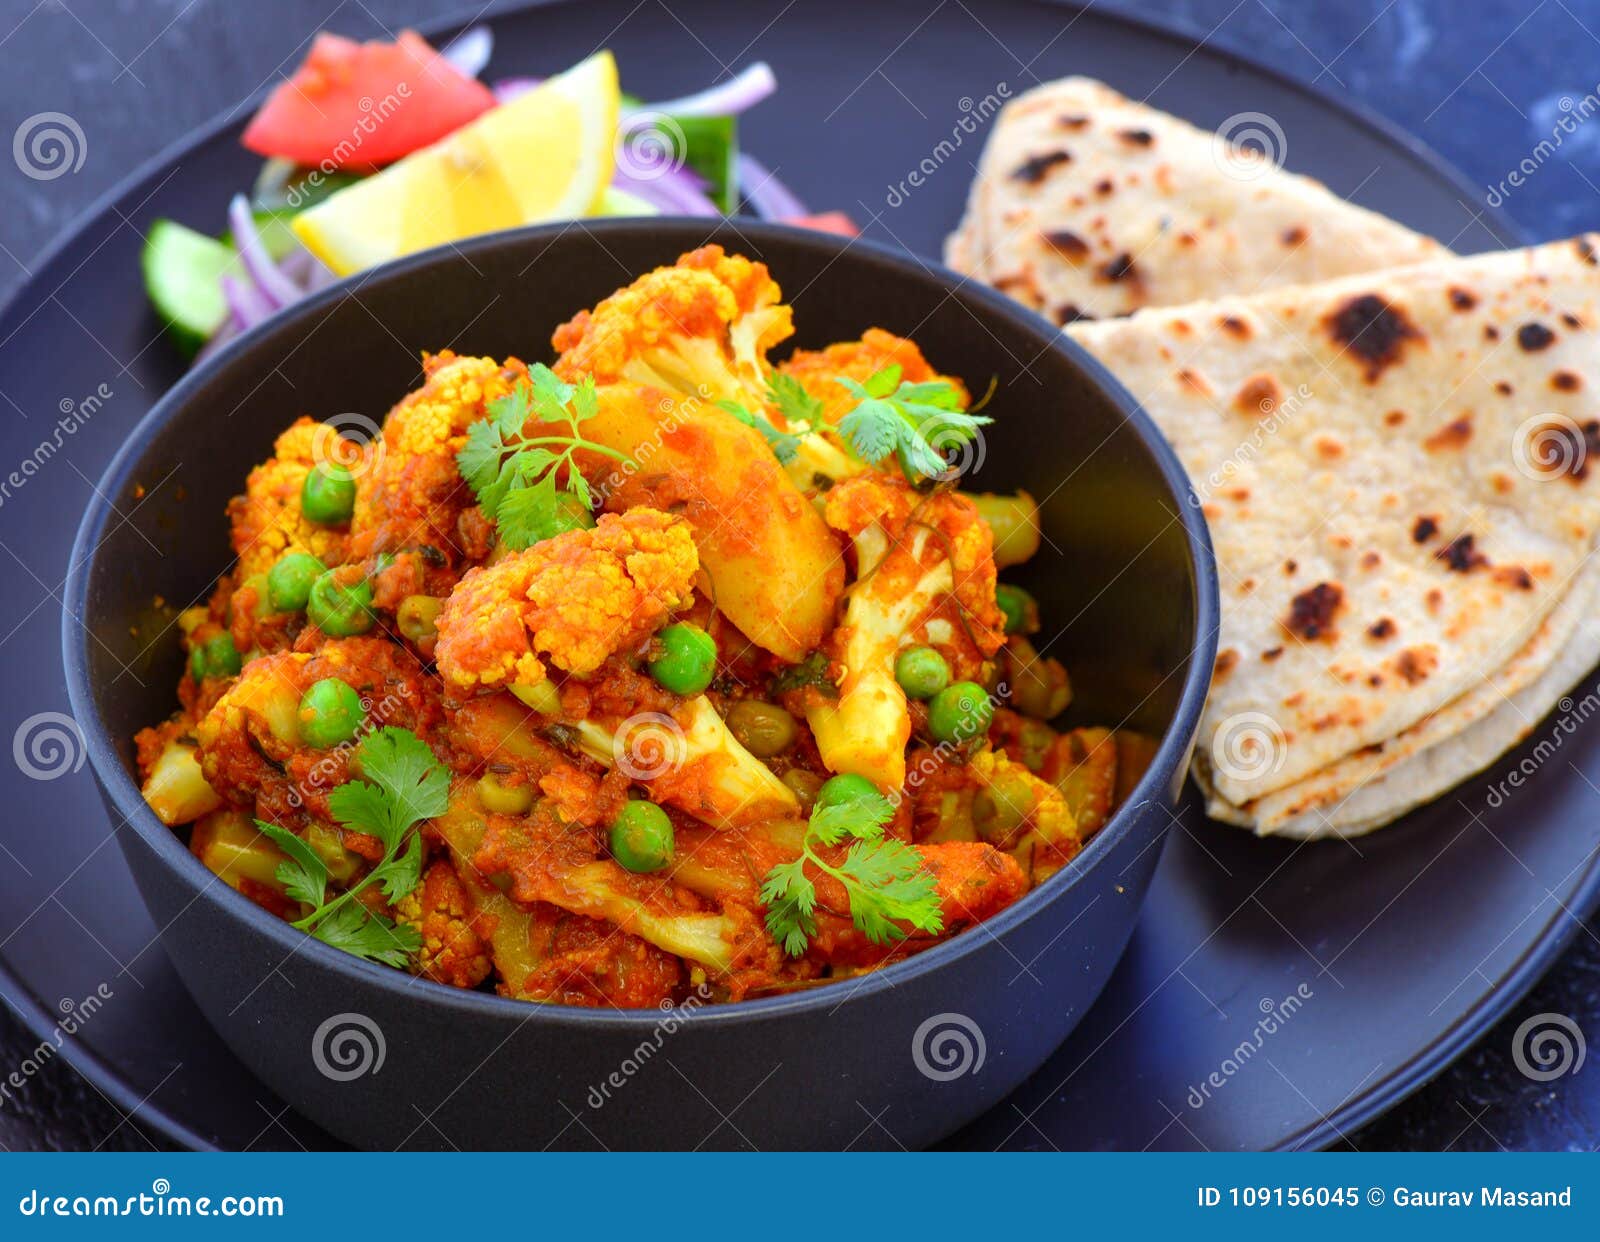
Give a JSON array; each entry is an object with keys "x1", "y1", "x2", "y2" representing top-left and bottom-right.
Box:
[
  {"x1": 255, "y1": 726, "x2": 450, "y2": 968},
  {"x1": 837, "y1": 364, "x2": 990, "y2": 483},
  {"x1": 457, "y1": 364, "x2": 632, "y2": 550},
  {"x1": 717, "y1": 371, "x2": 826, "y2": 464},
  {"x1": 759, "y1": 785, "x2": 943, "y2": 956}
]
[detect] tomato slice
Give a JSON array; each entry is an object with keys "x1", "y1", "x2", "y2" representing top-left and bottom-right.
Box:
[
  {"x1": 242, "y1": 30, "x2": 495, "y2": 169},
  {"x1": 786, "y1": 211, "x2": 860, "y2": 237}
]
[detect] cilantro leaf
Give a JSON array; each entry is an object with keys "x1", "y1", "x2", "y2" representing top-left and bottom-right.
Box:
[
  {"x1": 279, "y1": 727, "x2": 450, "y2": 971},
  {"x1": 255, "y1": 821, "x2": 328, "y2": 909},
  {"x1": 837, "y1": 366, "x2": 992, "y2": 484},
  {"x1": 717, "y1": 399, "x2": 803, "y2": 463},
  {"x1": 313, "y1": 902, "x2": 421, "y2": 969},
  {"x1": 766, "y1": 372, "x2": 824, "y2": 428},
  {"x1": 760, "y1": 783, "x2": 942, "y2": 956},
  {"x1": 456, "y1": 364, "x2": 631, "y2": 551}
]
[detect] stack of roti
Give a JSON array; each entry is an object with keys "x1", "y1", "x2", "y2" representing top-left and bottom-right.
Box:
[{"x1": 948, "y1": 77, "x2": 1600, "y2": 838}]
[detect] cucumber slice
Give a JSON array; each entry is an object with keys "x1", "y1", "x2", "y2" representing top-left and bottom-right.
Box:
[{"x1": 142, "y1": 220, "x2": 234, "y2": 356}]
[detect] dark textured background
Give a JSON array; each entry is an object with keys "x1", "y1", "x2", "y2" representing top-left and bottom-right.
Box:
[{"x1": 2, "y1": 0, "x2": 1598, "y2": 1151}]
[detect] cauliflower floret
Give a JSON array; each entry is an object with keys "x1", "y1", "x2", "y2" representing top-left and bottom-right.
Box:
[
  {"x1": 393, "y1": 859, "x2": 493, "y2": 989},
  {"x1": 550, "y1": 245, "x2": 792, "y2": 407},
  {"x1": 227, "y1": 418, "x2": 354, "y2": 579},
  {"x1": 807, "y1": 475, "x2": 1005, "y2": 790},
  {"x1": 434, "y1": 508, "x2": 699, "y2": 692},
  {"x1": 778, "y1": 328, "x2": 971, "y2": 424},
  {"x1": 348, "y1": 351, "x2": 528, "y2": 567}
]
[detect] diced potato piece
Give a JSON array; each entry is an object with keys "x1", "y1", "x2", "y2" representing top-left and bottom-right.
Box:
[
  {"x1": 1045, "y1": 727, "x2": 1118, "y2": 838},
  {"x1": 142, "y1": 737, "x2": 223, "y2": 826},
  {"x1": 190, "y1": 809, "x2": 286, "y2": 892},
  {"x1": 579, "y1": 385, "x2": 844, "y2": 661},
  {"x1": 1113, "y1": 730, "x2": 1159, "y2": 805}
]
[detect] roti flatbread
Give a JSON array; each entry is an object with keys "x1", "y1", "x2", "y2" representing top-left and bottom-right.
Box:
[
  {"x1": 1066, "y1": 236, "x2": 1600, "y2": 813},
  {"x1": 944, "y1": 77, "x2": 1445, "y2": 324},
  {"x1": 1194, "y1": 555, "x2": 1600, "y2": 836}
]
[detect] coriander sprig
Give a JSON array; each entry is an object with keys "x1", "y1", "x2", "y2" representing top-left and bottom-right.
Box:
[
  {"x1": 759, "y1": 784, "x2": 944, "y2": 956},
  {"x1": 457, "y1": 364, "x2": 633, "y2": 550},
  {"x1": 255, "y1": 726, "x2": 450, "y2": 968},
  {"x1": 836, "y1": 364, "x2": 990, "y2": 483},
  {"x1": 716, "y1": 371, "x2": 827, "y2": 464}
]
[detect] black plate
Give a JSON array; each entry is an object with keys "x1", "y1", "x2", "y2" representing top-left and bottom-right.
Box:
[{"x1": 0, "y1": 0, "x2": 1546, "y2": 1152}]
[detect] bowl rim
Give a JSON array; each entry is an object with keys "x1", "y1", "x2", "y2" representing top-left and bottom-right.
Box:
[{"x1": 63, "y1": 216, "x2": 1219, "y2": 1030}]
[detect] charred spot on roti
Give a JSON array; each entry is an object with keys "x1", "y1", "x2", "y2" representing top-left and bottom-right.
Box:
[
  {"x1": 1447, "y1": 286, "x2": 1478, "y2": 311},
  {"x1": 1053, "y1": 303, "x2": 1095, "y2": 325},
  {"x1": 1423, "y1": 415, "x2": 1473, "y2": 451},
  {"x1": 1367, "y1": 673, "x2": 1384, "y2": 687},
  {"x1": 1282, "y1": 225, "x2": 1307, "y2": 247},
  {"x1": 1058, "y1": 113, "x2": 1090, "y2": 129},
  {"x1": 1041, "y1": 229, "x2": 1090, "y2": 259},
  {"x1": 1394, "y1": 647, "x2": 1438, "y2": 685},
  {"x1": 1284, "y1": 558, "x2": 1298, "y2": 575},
  {"x1": 1425, "y1": 587, "x2": 1443, "y2": 613},
  {"x1": 1118, "y1": 128, "x2": 1154, "y2": 146},
  {"x1": 1261, "y1": 646, "x2": 1283, "y2": 662},
  {"x1": 1213, "y1": 649, "x2": 1239, "y2": 679},
  {"x1": 1412, "y1": 515, "x2": 1439, "y2": 543},
  {"x1": 1285, "y1": 582, "x2": 1343, "y2": 641},
  {"x1": 1494, "y1": 380, "x2": 1514, "y2": 396},
  {"x1": 1517, "y1": 322, "x2": 1557, "y2": 351},
  {"x1": 1233, "y1": 372, "x2": 1282, "y2": 415},
  {"x1": 1325, "y1": 294, "x2": 1422, "y2": 381},
  {"x1": 1493, "y1": 565, "x2": 1535, "y2": 590},
  {"x1": 1484, "y1": 324, "x2": 1501, "y2": 342},
  {"x1": 1177, "y1": 230, "x2": 1199, "y2": 248},
  {"x1": 1577, "y1": 237, "x2": 1599, "y2": 266},
  {"x1": 1562, "y1": 311, "x2": 1584, "y2": 329},
  {"x1": 1315, "y1": 436, "x2": 1345, "y2": 461},
  {"x1": 1491, "y1": 472, "x2": 1515, "y2": 495},
  {"x1": 1360, "y1": 550, "x2": 1382, "y2": 570},
  {"x1": 1010, "y1": 150, "x2": 1072, "y2": 184},
  {"x1": 1176, "y1": 369, "x2": 1212, "y2": 397},
  {"x1": 1227, "y1": 486, "x2": 1250, "y2": 501},
  {"x1": 1094, "y1": 177, "x2": 1114, "y2": 196},
  {"x1": 1384, "y1": 410, "x2": 1406, "y2": 427},
  {"x1": 1552, "y1": 370, "x2": 1582, "y2": 391},
  {"x1": 1367, "y1": 617, "x2": 1397, "y2": 641},
  {"x1": 1098, "y1": 252, "x2": 1139, "y2": 283},
  {"x1": 1436, "y1": 533, "x2": 1488, "y2": 572},
  {"x1": 1219, "y1": 315, "x2": 1251, "y2": 340}
]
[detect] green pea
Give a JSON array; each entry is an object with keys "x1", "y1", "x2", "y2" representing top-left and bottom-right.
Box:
[
  {"x1": 894, "y1": 646, "x2": 950, "y2": 700},
  {"x1": 995, "y1": 583, "x2": 1038, "y2": 635},
  {"x1": 189, "y1": 633, "x2": 242, "y2": 682},
  {"x1": 301, "y1": 462, "x2": 356, "y2": 525},
  {"x1": 726, "y1": 700, "x2": 798, "y2": 757},
  {"x1": 298, "y1": 678, "x2": 365, "y2": 749},
  {"x1": 266, "y1": 552, "x2": 327, "y2": 613},
  {"x1": 609, "y1": 800, "x2": 675, "y2": 873},
  {"x1": 927, "y1": 681, "x2": 995, "y2": 745},
  {"x1": 396, "y1": 594, "x2": 443, "y2": 642},
  {"x1": 816, "y1": 772, "x2": 880, "y2": 810},
  {"x1": 781, "y1": 768, "x2": 825, "y2": 813},
  {"x1": 477, "y1": 771, "x2": 534, "y2": 815},
  {"x1": 647, "y1": 622, "x2": 717, "y2": 696},
  {"x1": 549, "y1": 492, "x2": 597, "y2": 535},
  {"x1": 306, "y1": 570, "x2": 374, "y2": 636}
]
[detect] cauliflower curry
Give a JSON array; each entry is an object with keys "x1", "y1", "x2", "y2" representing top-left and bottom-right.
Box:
[{"x1": 135, "y1": 246, "x2": 1153, "y2": 1007}]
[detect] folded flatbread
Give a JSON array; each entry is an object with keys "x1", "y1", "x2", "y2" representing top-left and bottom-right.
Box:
[
  {"x1": 1067, "y1": 236, "x2": 1600, "y2": 830},
  {"x1": 944, "y1": 77, "x2": 1444, "y2": 324}
]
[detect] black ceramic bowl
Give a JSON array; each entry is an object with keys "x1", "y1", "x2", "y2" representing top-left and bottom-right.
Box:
[{"x1": 64, "y1": 219, "x2": 1216, "y2": 1150}]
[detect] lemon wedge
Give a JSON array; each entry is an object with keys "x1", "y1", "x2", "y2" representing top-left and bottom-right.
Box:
[{"x1": 293, "y1": 51, "x2": 619, "y2": 275}]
